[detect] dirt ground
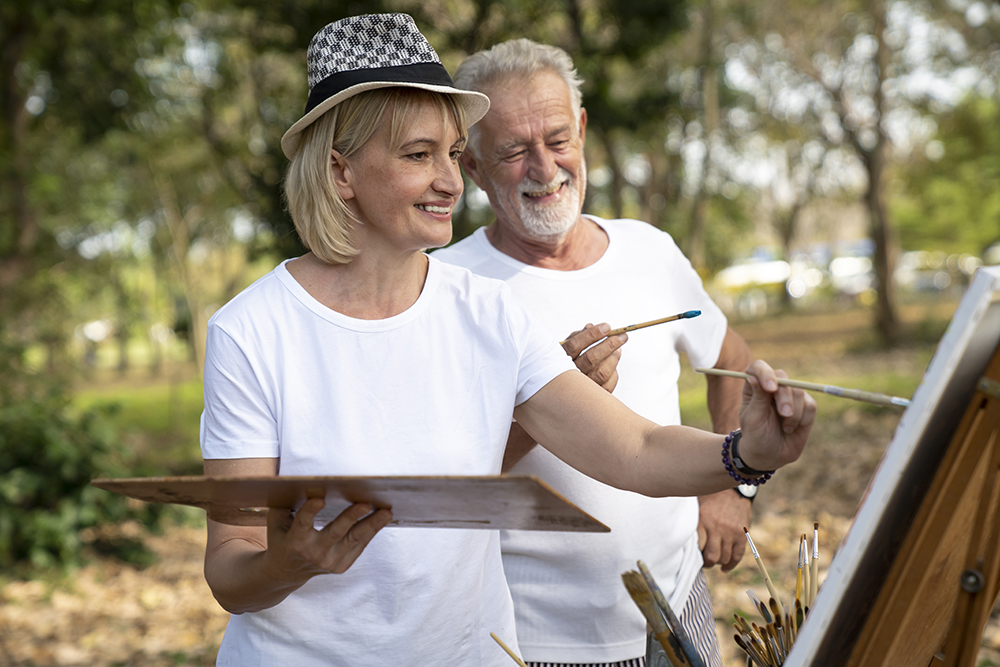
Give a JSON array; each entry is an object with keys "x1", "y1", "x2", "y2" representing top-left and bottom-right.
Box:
[{"x1": 3, "y1": 301, "x2": 1000, "y2": 666}]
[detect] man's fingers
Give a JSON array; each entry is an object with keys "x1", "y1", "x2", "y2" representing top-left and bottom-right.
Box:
[
  {"x1": 701, "y1": 535, "x2": 720, "y2": 568},
  {"x1": 579, "y1": 343, "x2": 624, "y2": 390},
  {"x1": 561, "y1": 323, "x2": 609, "y2": 358}
]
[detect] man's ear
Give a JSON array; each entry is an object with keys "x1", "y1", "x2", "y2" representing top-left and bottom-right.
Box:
[
  {"x1": 460, "y1": 149, "x2": 487, "y2": 191},
  {"x1": 578, "y1": 107, "x2": 588, "y2": 146},
  {"x1": 330, "y1": 149, "x2": 355, "y2": 200}
]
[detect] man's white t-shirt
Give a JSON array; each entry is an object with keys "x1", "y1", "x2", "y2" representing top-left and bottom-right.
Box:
[
  {"x1": 434, "y1": 216, "x2": 729, "y2": 663},
  {"x1": 200, "y1": 256, "x2": 575, "y2": 666}
]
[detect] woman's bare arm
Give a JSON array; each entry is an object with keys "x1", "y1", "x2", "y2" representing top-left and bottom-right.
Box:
[
  {"x1": 203, "y1": 457, "x2": 392, "y2": 614},
  {"x1": 513, "y1": 360, "x2": 815, "y2": 498}
]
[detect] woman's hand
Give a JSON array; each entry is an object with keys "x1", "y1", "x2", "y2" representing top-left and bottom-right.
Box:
[
  {"x1": 737, "y1": 360, "x2": 817, "y2": 472},
  {"x1": 203, "y1": 456, "x2": 394, "y2": 615},
  {"x1": 264, "y1": 500, "x2": 393, "y2": 584}
]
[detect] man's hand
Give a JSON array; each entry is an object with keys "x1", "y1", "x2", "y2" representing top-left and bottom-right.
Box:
[
  {"x1": 560, "y1": 323, "x2": 627, "y2": 393},
  {"x1": 697, "y1": 490, "x2": 752, "y2": 572},
  {"x1": 503, "y1": 323, "x2": 627, "y2": 470}
]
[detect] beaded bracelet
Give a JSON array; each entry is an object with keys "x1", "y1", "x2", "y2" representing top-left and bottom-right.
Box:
[{"x1": 722, "y1": 429, "x2": 775, "y2": 486}]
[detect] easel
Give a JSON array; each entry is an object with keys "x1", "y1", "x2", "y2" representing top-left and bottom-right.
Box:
[{"x1": 846, "y1": 342, "x2": 1000, "y2": 666}]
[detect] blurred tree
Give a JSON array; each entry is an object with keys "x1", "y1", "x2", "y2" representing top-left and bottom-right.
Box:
[
  {"x1": 716, "y1": 0, "x2": 991, "y2": 344},
  {"x1": 0, "y1": 0, "x2": 183, "y2": 388},
  {"x1": 893, "y1": 96, "x2": 1000, "y2": 256}
]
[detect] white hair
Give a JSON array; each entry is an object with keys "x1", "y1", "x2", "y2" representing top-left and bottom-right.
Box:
[{"x1": 453, "y1": 39, "x2": 583, "y2": 155}]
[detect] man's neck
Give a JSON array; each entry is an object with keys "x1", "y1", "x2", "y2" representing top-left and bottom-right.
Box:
[{"x1": 485, "y1": 216, "x2": 609, "y2": 270}]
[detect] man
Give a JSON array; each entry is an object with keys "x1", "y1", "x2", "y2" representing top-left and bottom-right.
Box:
[{"x1": 433, "y1": 40, "x2": 756, "y2": 667}]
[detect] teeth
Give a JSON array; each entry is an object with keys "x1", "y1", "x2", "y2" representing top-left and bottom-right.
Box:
[
  {"x1": 525, "y1": 185, "x2": 562, "y2": 198},
  {"x1": 417, "y1": 204, "x2": 451, "y2": 214}
]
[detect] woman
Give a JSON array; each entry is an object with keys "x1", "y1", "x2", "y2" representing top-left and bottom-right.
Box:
[{"x1": 200, "y1": 13, "x2": 816, "y2": 666}]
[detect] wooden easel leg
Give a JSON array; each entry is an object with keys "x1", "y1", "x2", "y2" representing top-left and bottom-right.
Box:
[
  {"x1": 940, "y1": 427, "x2": 1000, "y2": 667},
  {"x1": 850, "y1": 343, "x2": 1000, "y2": 667}
]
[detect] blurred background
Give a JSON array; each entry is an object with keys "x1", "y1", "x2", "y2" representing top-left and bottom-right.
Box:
[{"x1": 1, "y1": 0, "x2": 998, "y2": 664}]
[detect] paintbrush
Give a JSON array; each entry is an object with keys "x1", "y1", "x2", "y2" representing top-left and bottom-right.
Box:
[
  {"x1": 754, "y1": 622, "x2": 780, "y2": 666},
  {"x1": 490, "y1": 632, "x2": 528, "y2": 667},
  {"x1": 745, "y1": 528, "x2": 784, "y2": 619},
  {"x1": 772, "y1": 613, "x2": 786, "y2": 662},
  {"x1": 747, "y1": 588, "x2": 771, "y2": 624},
  {"x1": 637, "y1": 561, "x2": 706, "y2": 667},
  {"x1": 800, "y1": 542, "x2": 810, "y2": 612},
  {"x1": 734, "y1": 634, "x2": 769, "y2": 667},
  {"x1": 795, "y1": 535, "x2": 806, "y2": 610},
  {"x1": 695, "y1": 367, "x2": 910, "y2": 407},
  {"x1": 622, "y1": 570, "x2": 691, "y2": 665},
  {"x1": 809, "y1": 522, "x2": 820, "y2": 605},
  {"x1": 559, "y1": 310, "x2": 701, "y2": 344}
]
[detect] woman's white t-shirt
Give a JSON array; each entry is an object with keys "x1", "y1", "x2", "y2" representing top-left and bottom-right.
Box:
[{"x1": 200, "y1": 256, "x2": 575, "y2": 666}]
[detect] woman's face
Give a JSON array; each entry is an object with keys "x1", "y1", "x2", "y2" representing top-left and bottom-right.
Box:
[{"x1": 339, "y1": 98, "x2": 466, "y2": 257}]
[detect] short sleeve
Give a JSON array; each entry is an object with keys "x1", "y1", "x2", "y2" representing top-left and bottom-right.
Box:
[
  {"x1": 200, "y1": 321, "x2": 280, "y2": 460},
  {"x1": 502, "y1": 286, "x2": 578, "y2": 406}
]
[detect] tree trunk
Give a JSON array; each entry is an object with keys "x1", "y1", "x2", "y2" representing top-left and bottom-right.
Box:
[
  {"x1": 685, "y1": 0, "x2": 718, "y2": 273},
  {"x1": 156, "y1": 175, "x2": 208, "y2": 379},
  {"x1": 867, "y1": 0, "x2": 899, "y2": 345},
  {"x1": 866, "y1": 147, "x2": 898, "y2": 344},
  {"x1": 0, "y1": 17, "x2": 38, "y2": 317}
]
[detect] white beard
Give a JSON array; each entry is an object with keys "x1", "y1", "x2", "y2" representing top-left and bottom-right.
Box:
[{"x1": 514, "y1": 161, "x2": 585, "y2": 241}]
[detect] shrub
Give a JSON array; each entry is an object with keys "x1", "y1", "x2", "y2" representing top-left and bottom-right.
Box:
[{"x1": 0, "y1": 395, "x2": 167, "y2": 570}]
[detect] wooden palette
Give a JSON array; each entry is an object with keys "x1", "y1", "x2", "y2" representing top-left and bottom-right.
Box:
[{"x1": 91, "y1": 474, "x2": 610, "y2": 532}]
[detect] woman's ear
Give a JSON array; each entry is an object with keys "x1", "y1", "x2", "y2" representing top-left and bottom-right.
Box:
[{"x1": 330, "y1": 149, "x2": 355, "y2": 200}]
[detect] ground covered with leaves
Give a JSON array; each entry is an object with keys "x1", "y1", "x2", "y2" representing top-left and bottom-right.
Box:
[{"x1": 3, "y1": 301, "x2": 999, "y2": 666}]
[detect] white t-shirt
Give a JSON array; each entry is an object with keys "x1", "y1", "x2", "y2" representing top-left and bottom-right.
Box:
[
  {"x1": 433, "y1": 216, "x2": 728, "y2": 663},
  {"x1": 200, "y1": 256, "x2": 575, "y2": 667}
]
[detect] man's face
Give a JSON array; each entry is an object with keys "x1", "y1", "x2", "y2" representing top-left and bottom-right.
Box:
[{"x1": 466, "y1": 70, "x2": 587, "y2": 242}]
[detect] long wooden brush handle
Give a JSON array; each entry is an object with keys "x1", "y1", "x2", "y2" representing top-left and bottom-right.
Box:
[
  {"x1": 696, "y1": 367, "x2": 910, "y2": 407},
  {"x1": 559, "y1": 310, "x2": 701, "y2": 344},
  {"x1": 490, "y1": 633, "x2": 528, "y2": 667}
]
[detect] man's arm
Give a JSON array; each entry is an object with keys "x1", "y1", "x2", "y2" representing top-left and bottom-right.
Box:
[
  {"x1": 502, "y1": 323, "x2": 626, "y2": 471},
  {"x1": 706, "y1": 326, "x2": 754, "y2": 432},
  {"x1": 699, "y1": 326, "x2": 756, "y2": 571}
]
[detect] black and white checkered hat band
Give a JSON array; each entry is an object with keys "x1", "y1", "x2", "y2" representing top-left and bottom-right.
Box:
[
  {"x1": 304, "y1": 62, "x2": 453, "y2": 115},
  {"x1": 306, "y1": 13, "x2": 440, "y2": 90}
]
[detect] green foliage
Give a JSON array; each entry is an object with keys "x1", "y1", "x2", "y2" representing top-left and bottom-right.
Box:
[
  {"x1": 893, "y1": 96, "x2": 1000, "y2": 256},
  {"x1": 0, "y1": 391, "x2": 167, "y2": 570}
]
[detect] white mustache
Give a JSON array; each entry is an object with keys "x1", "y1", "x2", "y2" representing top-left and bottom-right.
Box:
[{"x1": 519, "y1": 169, "x2": 574, "y2": 197}]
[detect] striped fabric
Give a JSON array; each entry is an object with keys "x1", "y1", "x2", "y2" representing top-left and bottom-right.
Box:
[
  {"x1": 527, "y1": 571, "x2": 723, "y2": 667},
  {"x1": 673, "y1": 570, "x2": 724, "y2": 667},
  {"x1": 526, "y1": 660, "x2": 643, "y2": 667}
]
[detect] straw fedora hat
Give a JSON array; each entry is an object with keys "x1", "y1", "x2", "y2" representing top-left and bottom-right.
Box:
[{"x1": 280, "y1": 13, "x2": 490, "y2": 159}]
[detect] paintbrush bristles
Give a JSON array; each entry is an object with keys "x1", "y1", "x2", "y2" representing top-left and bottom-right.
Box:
[
  {"x1": 623, "y1": 570, "x2": 692, "y2": 666},
  {"x1": 637, "y1": 561, "x2": 706, "y2": 667},
  {"x1": 735, "y1": 522, "x2": 825, "y2": 666},
  {"x1": 745, "y1": 528, "x2": 784, "y2": 619},
  {"x1": 621, "y1": 571, "x2": 668, "y2": 634},
  {"x1": 559, "y1": 310, "x2": 702, "y2": 344}
]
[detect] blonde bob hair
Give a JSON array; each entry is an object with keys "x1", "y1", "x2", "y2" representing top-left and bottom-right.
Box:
[{"x1": 283, "y1": 87, "x2": 468, "y2": 265}]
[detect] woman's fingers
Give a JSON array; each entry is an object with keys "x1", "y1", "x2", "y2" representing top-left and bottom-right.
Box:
[
  {"x1": 269, "y1": 500, "x2": 392, "y2": 577},
  {"x1": 317, "y1": 506, "x2": 393, "y2": 573},
  {"x1": 740, "y1": 360, "x2": 816, "y2": 470}
]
